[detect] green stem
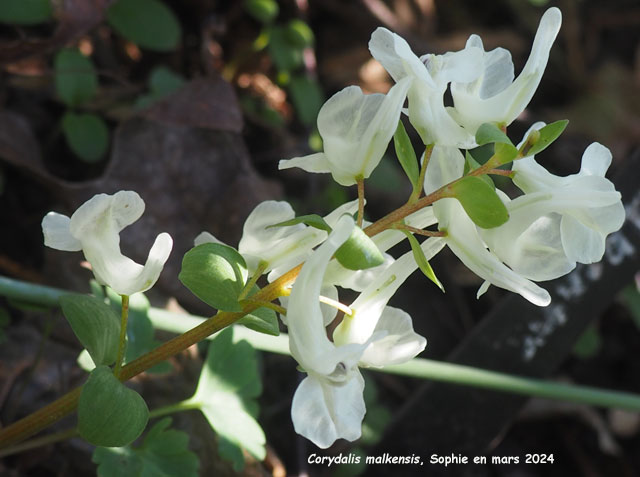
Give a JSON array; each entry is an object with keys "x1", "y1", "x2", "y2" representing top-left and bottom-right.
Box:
[
  {"x1": 113, "y1": 294, "x2": 129, "y2": 377},
  {"x1": 237, "y1": 261, "x2": 268, "y2": 301},
  {"x1": 0, "y1": 428, "x2": 78, "y2": 458},
  {"x1": 148, "y1": 400, "x2": 201, "y2": 420},
  {"x1": 2, "y1": 276, "x2": 640, "y2": 431}
]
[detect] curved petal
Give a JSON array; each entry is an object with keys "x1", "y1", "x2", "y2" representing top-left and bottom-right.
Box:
[
  {"x1": 368, "y1": 27, "x2": 433, "y2": 85},
  {"x1": 423, "y1": 145, "x2": 466, "y2": 195},
  {"x1": 42, "y1": 212, "x2": 82, "y2": 251},
  {"x1": 291, "y1": 372, "x2": 365, "y2": 449},
  {"x1": 560, "y1": 215, "x2": 606, "y2": 264},
  {"x1": 194, "y1": 231, "x2": 224, "y2": 246},
  {"x1": 579, "y1": 142, "x2": 612, "y2": 177},
  {"x1": 279, "y1": 152, "x2": 332, "y2": 174},
  {"x1": 450, "y1": 8, "x2": 561, "y2": 131},
  {"x1": 84, "y1": 232, "x2": 173, "y2": 296},
  {"x1": 287, "y1": 216, "x2": 355, "y2": 374},
  {"x1": 359, "y1": 306, "x2": 426, "y2": 367},
  {"x1": 438, "y1": 199, "x2": 551, "y2": 306}
]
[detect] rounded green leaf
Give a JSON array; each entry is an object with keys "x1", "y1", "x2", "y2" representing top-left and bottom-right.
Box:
[
  {"x1": 179, "y1": 244, "x2": 248, "y2": 312},
  {"x1": 448, "y1": 176, "x2": 509, "y2": 229},
  {"x1": 107, "y1": 0, "x2": 181, "y2": 51},
  {"x1": 54, "y1": 49, "x2": 98, "y2": 107},
  {"x1": 285, "y1": 19, "x2": 314, "y2": 47},
  {"x1": 62, "y1": 112, "x2": 109, "y2": 163},
  {"x1": 335, "y1": 226, "x2": 385, "y2": 270},
  {"x1": 60, "y1": 294, "x2": 121, "y2": 366},
  {"x1": 78, "y1": 366, "x2": 149, "y2": 447},
  {"x1": 244, "y1": 0, "x2": 279, "y2": 23},
  {"x1": 475, "y1": 123, "x2": 513, "y2": 146},
  {"x1": 0, "y1": 0, "x2": 52, "y2": 25}
]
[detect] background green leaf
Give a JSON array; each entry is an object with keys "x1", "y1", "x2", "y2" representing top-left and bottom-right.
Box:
[
  {"x1": 289, "y1": 75, "x2": 324, "y2": 126},
  {"x1": 107, "y1": 0, "x2": 181, "y2": 51},
  {"x1": 244, "y1": 0, "x2": 279, "y2": 24},
  {"x1": 0, "y1": 0, "x2": 52, "y2": 25},
  {"x1": 285, "y1": 19, "x2": 314, "y2": 47},
  {"x1": 448, "y1": 176, "x2": 509, "y2": 229},
  {"x1": 60, "y1": 294, "x2": 120, "y2": 366},
  {"x1": 62, "y1": 112, "x2": 109, "y2": 163},
  {"x1": 54, "y1": 49, "x2": 98, "y2": 107},
  {"x1": 93, "y1": 418, "x2": 199, "y2": 477},
  {"x1": 336, "y1": 226, "x2": 385, "y2": 270},
  {"x1": 267, "y1": 26, "x2": 303, "y2": 72},
  {"x1": 179, "y1": 243, "x2": 248, "y2": 312},
  {"x1": 135, "y1": 66, "x2": 185, "y2": 109},
  {"x1": 186, "y1": 328, "x2": 265, "y2": 471},
  {"x1": 78, "y1": 366, "x2": 149, "y2": 447}
]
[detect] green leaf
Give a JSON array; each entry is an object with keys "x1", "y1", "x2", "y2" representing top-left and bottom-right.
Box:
[
  {"x1": 0, "y1": 0, "x2": 52, "y2": 25},
  {"x1": 393, "y1": 120, "x2": 419, "y2": 190},
  {"x1": 401, "y1": 231, "x2": 444, "y2": 292},
  {"x1": 62, "y1": 112, "x2": 109, "y2": 163},
  {"x1": 93, "y1": 418, "x2": 199, "y2": 477},
  {"x1": 447, "y1": 176, "x2": 509, "y2": 229},
  {"x1": 179, "y1": 244, "x2": 248, "y2": 312},
  {"x1": 135, "y1": 66, "x2": 185, "y2": 109},
  {"x1": 289, "y1": 74, "x2": 324, "y2": 126},
  {"x1": 621, "y1": 285, "x2": 640, "y2": 331},
  {"x1": 493, "y1": 142, "x2": 519, "y2": 166},
  {"x1": 522, "y1": 120, "x2": 569, "y2": 157},
  {"x1": 267, "y1": 26, "x2": 303, "y2": 72},
  {"x1": 464, "y1": 151, "x2": 494, "y2": 189},
  {"x1": 60, "y1": 295, "x2": 121, "y2": 366},
  {"x1": 475, "y1": 123, "x2": 513, "y2": 146},
  {"x1": 78, "y1": 366, "x2": 149, "y2": 447},
  {"x1": 238, "y1": 286, "x2": 279, "y2": 336},
  {"x1": 285, "y1": 19, "x2": 314, "y2": 47},
  {"x1": 267, "y1": 213, "x2": 332, "y2": 233},
  {"x1": 335, "y1": 226, "x2": 385, "y2": 270},
  {"x1": 187, "y1": 328, "x2": 265, "y2": 471},
  {"x1": 244, "y1": 0, "x2": 279, "y2": 23},
  {"x1": 107, "y1": 0, "x2": 181, "y2": 51},
  {"x1": 572, "y1": 325, "x2": 601, "y2": 359},
  {"x1": 54, "y1": 49, "x2": 98, "y2": 107}
]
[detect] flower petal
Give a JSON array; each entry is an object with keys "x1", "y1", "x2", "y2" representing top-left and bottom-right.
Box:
[
  {"x1": 287, "y1": 216, "x2": 355, "y2": 374},
  {"x1": 194, "y1": 231, "x2": 224, "y2": 246},
  {"x1": 279, "y1": 152, "x2": 332, "y2": 174},
  {"x1": 42, "y1": 212, "x2": 82, "y2": 251},
  {"x1": 359, "y1": 306, "x2": 426, "y2": 367},
  {"x1": 291, "y1": 372, "x2": 365, "y2": 449}
]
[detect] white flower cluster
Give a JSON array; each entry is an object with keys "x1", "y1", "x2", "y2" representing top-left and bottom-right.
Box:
[{"x1": 41, "y1": 6, "x2": 624, "y2": 452}]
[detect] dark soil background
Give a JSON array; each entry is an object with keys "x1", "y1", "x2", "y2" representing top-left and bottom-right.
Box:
[{"x1": 0, "y1": 0, "x2": 639, "y2": 476}]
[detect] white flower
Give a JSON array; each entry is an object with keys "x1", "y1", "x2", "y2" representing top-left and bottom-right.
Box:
[
  {"x1": 448, "y1": 8, "x2": 562, "y2": 133},
  {"x1": 424, "y1": 146, "x2": 551, "y2": 306},
  {"x1": 288, "y1": 215, "x2": 367, "y2": 448},
  {"x1": 42, "y1": 191, "x2": 172, "y2": 296},
  {"x1": 195, "y1": 200, "x2": 359, "y2": 278},
  {"x1": 279, "y1": 78, "x2": 412, "y2": 186},
  {"x1": 480, "y1": 133, "x2": 624, "y2": 280},
  {"x1": 369, "y1": 27, "x2": 482, "y2": 147},
  {"x1": 288, "y1": 216, "x2": 435, "y2": 448}
]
